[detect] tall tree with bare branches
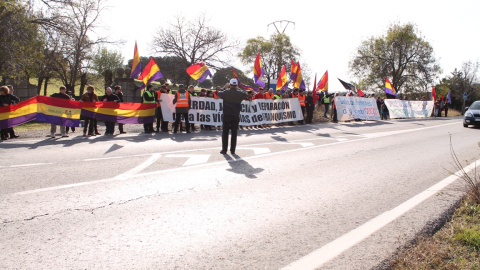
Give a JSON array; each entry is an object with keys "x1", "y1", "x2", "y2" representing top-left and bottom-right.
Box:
[{"x1": 151, "y1": 13, "x2": 238, "y2": 85}]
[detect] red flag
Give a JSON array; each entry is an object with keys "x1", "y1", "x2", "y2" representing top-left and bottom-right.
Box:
[
  {"x1": 357, "y1": 89, "x2": 365, "y2": 97},
  {"x1": 313, "y1": 73, "x2": 317, "y2": 105},
  {"x1": 276, "y1": 65, "x2": 287, "y2": 91},
  {"x1": 316, "y1": 70, "x2": 328, "y2": 91},
  {"x1": 431, "y1": 86, "x2": 436, "y2": 101}
]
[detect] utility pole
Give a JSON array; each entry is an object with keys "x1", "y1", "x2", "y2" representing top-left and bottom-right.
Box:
[{"x1": 267, "y1": 20, "x2": 295, "y2": 81}]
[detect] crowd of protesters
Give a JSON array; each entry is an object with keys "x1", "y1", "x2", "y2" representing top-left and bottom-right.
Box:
[{"x1": 0, "y1": 82, "x2": 452, "y2": 140}]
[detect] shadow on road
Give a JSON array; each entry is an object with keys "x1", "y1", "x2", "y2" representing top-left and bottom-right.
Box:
[{"x1": 224, "y1": 154, "x2": 264, "y2": 179}]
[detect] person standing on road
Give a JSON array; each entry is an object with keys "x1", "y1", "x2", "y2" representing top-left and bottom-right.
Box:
[
  {"x1": 305, "y1": 91, "x2": 314, "y2": 124},
  {"x1": 297, "y1": 89, "x2": 306, "y2": 124},
  {"x1": 218, "y1": 78, "x2": 247, "y2": 155},
  {"x1": 172, "y1": 84, "x2": 191, "y2": 134},
  {"x1": 65, "y1": 91, "x2": 76, "y2": 134},
  {"x1": 100, "y1": 87, "x2": 120, "y2": 135},
  {"x1": 6, "y1": 85, "x2": 20, "y2": 139},
  {"x1": 80, "y1": 85, "x2": 98, "y2": 136},
  {"x1": 50, "y1": 86, "x2": 71, "y2": 138},
  {"x1": 114, "y1": 85, "x2": 127, "y2": 134},
  {"x1": 142, "y1": 84, "x2": 156, "y2": 133},
  {"x1": 323, "y1": 91, "x2": 332, "y2": 117},
  {"x1": 0, "y1": 86, "x2": 12, "y2": 140}
]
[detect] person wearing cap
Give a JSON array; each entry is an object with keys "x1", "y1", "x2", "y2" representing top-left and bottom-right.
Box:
[
  {"x1": 254, "y1": 87, "x2": 265, "y2": 100},
  {"x1": 297, "y1": 89, "x2": 306, "y2": 124},
  {"x1": 142, "y1": 84, "x2": 156, "y2": 133},
  {"x1": 218, "y1": 78, "x2": 247, "y2": 155},
  {"x1": 172, "y1": 84, "x2": 191, "y2": 133}
]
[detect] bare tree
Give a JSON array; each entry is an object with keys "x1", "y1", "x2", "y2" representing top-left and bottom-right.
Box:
[{"x1": 151, "y1": 13, "x2": 238, "y2": 85}]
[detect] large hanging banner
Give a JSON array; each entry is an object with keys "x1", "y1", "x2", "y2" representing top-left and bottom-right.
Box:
[
  {"x1": 383, "y1": 100, "x2": 433, "y2": 119},
  {"x1": 161, "y1": 95, "x2": 303, "y2": 126},
  {"x1": 335, "y1": 96, "x2": 381, "y2": 121}
]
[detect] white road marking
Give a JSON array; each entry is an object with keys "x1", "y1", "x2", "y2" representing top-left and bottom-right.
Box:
[
  {"x1": 235, "y1": 147, "x2": 271, "y2": 155},
  {"x1": 165, "y1": 154, "x2": 211, "y2": 166},
  {"x1": 280, "y1": 159, "x2": 480, "y2": 270},
  {"x1": 10, "y1": 163, "x2": 52, "y2": 168},
  {"x1": 273, "y1": 142, "x2": 315, "y2": 147},
  {"x1": 114, "y1": 153, "x2": 161, "y2": 180}
]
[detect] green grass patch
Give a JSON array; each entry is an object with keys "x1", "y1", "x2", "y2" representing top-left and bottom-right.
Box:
[{"x1": 454, "y1": 227, "x2": 480, "y2": 251}]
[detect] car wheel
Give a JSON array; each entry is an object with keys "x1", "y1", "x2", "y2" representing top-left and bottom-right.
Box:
[{"x1": 463, "y1": 123, "x2": 469, "y2": 127}]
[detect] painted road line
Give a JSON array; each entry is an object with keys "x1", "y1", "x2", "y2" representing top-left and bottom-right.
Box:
[
  {"x1": 280, "y1": 159, "x2": 480, "y2": 270},
  {"x1": 10, "y1": 163, "x2": 52, "y2": 168},
  {"x1": 235, "y1": 147, "x2": 271, "y2": 155},
  {"x1": 114, "y1": 153, "x2": 162, "y2": 180},
  {"x1": 165, "y1": 154, "x2": 211, "y2": 166}
]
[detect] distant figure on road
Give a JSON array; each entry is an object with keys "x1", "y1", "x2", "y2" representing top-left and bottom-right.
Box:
[{"x1": 218, "y1": 78, "x2": 247, "y2": 155}]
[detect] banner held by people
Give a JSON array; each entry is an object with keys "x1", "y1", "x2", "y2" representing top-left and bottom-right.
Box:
[
  {"x1": 383, "y1": 99, "x2": 434, "y2": 119},
  {"x1": 334, "y1": 96, "x2": 381, "y2": 121}
]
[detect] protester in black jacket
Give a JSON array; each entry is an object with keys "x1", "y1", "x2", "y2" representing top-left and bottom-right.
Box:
[
  {"x1": 0, "y1": 86, "x2": 12, "y2": 140},
  {"x1": 6, "y1": 85, "x2": 20, "y2": 138},
  {"x1": 100, "y1": 87, "x2": 120, "y2": 135},
  {"x1": 114, "y1": 85, "x2": 126, "y2": 134},
  {"x1": 305, "y1": 91, "x2": 315, "y2": 124},
  {"x1": 218, "y1": 78, "x2": 247, "y2": 155}
]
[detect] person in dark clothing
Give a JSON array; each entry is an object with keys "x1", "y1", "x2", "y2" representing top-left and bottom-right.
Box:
[
  {"x1": 305, "y1": 91, "x2": 315, "y2": 124},
  {"x1": 187, "y1": 85, "x2": 197, "y2": 131},
  {"x1": 114, "y1": 85, "x2": 126, "y2": 134},
  {"x1": 100, "y1": 87, "x2": 120, "y2": 135},
  {"x1": 218, "y1": 78, "x2": 247, "y2": 155},
  {"x1": 6, "y1": 85, "x2": 20, "y2": 138},
  {"x1": 0, "y1": 86, "x2": 12, "y2": 140},
  {"x1": 142, "y1": 84, "x2": 156, "y2": 133},
  {"x1": 50, "y1": 86, "x2": 71, "y2": 138},
  {"x1": 80, "y1": 85, "x2": 99, "y2": 136},
  {"x1": 65, "y1": 91, "x2": 76, "y2": 134},
  {"x1": 172, "y1": 84, "x2": 191, "y2": 133}
]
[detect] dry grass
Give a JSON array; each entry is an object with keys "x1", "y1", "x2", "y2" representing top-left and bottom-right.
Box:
[{"x1": 390, "y1": 195, "x2": 480, "y2": 270}]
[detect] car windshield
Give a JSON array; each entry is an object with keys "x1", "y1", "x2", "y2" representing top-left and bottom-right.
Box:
[{"x1": 470, "y1": 102, "x2": 480, "y2": 110}]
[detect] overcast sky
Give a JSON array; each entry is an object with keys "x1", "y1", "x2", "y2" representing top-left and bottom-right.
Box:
[{"x1": 100, "y1": 0, "x2": 480, "y2": 91}]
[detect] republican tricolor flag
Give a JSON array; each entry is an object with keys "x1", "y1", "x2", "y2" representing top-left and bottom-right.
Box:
[
  {"x1": 384, "y1": 78, "x2": 397, "y2": 97},
  {"x1": 276, "y1": 65, "x2": 287, "y2": 91},
  {"x1": 186, "y1": 62, "x2": 212, "y2": 83},
  {"x1": 316, "y1": 70, "x2": 328, "y2": 92},
  {"x1": 253, "y1": 52, "x2": 265, "y2": 87},
  {"x1": 130, "y1": 41, "x2": 141, "y2": 79},
  {"x1": 138, "y1": 57, "x2": 163, "y2": 90}
]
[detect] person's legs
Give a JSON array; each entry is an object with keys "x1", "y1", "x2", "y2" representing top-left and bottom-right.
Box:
[
  {"x1": 50, "y1": 124, "x2": 56, "y2": 137},
  {"x1": 221, "y1": 119, "x2": 231, "y2": 154},
  {"x1": 230, "y1": 118, "x2": 239, "y2": 153},
  {"x1": 60, "y1": 126, "x2": 67, "y2": 136},
  {"x1": 184, "y1": 112, "x2": 190, "y2": 133},
  {"x1": 324, "y1": 104, "x2": 330, "y2": 117},
  {"x1": 173, "y1": 113, "x2": 181, "y2": 133}
]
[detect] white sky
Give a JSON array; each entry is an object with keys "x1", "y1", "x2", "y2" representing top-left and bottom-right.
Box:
[{"x1": 100, "y1": 0, "x2": 480, "y2": 91}]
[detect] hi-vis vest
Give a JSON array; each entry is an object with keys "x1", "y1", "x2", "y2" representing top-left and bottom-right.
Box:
[
  {"x1": 274, "y1": 94, "x2": 282, "y2": 99},
  {"x1": 176, "y1": 92, "x2": 189, "y2": 107},
  {"x1": 323, "y1": 96, "x2": 330, "y2": 104},
  {"x1": 156, "y1": 91, "x2": 162, "y2": 107},
  {"x1": 143, "y1": 90, "x2": 155, "y2": 103},
  {"x1": 298, "y1": 94, "x2": 305, "y2": 106},
  {"x1": 265, "y1": 92, "x2": 274, "y2": 99}
]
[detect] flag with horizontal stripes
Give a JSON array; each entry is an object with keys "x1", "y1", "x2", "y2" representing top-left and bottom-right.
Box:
[
  {"x1": 131, "y1": 41, "x2": 142, "y2": 79},
  {"x1": 36, "y1": 96, "x2": 82, "y2": 127},
  {"x1": 186, "y1": 62, "x2": 212, "y2": 83},
  {"x1": 81, "y1": 102, "x2": 156, "y2": 124},
  {"x1": 0, "y1": 97, "x2": 37, "y2": 129},
  {"x1": 138, "y1": 57, "x2": 163, "y2": 90},
  {"x1": 253, "y1": 52, "x2": 265, "y2": 87}
]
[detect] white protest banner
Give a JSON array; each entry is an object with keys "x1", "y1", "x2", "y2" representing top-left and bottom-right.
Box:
[
  {"x1": 335, "y1": 96, "x2": 381, "y2": 121},
  {"x1": 383, "y1": 100, "x2": 433, "y2": 119},
  {"x1": 161, "y1": 95, "x2": 303, "y2": 125}
]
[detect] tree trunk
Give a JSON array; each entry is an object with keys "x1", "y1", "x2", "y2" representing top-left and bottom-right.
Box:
[
  {"x1": 37, "y1": 77, "x2": 44, "y2": 95},
  {"x1": 43, "y1": 77, "x2": 50, "y2": 96},
  {"x1": 79, "y1": 73, "x2": 88, "y2": 96}
]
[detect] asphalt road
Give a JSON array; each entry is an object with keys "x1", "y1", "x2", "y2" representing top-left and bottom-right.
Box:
[{"x1": 1, "y1": 117, "x2": 479, "y2": 269}]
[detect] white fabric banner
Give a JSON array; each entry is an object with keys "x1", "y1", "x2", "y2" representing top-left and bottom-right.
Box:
[
  {"x1": 160, "y1": 94, "x2": 304, "y2": 125},
  {"x1": 383, "y1": 100, "x2": 433, "y2": 119},
  {"x1": 335, "y1": 96, "x2": 381, "y2": 121}
]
